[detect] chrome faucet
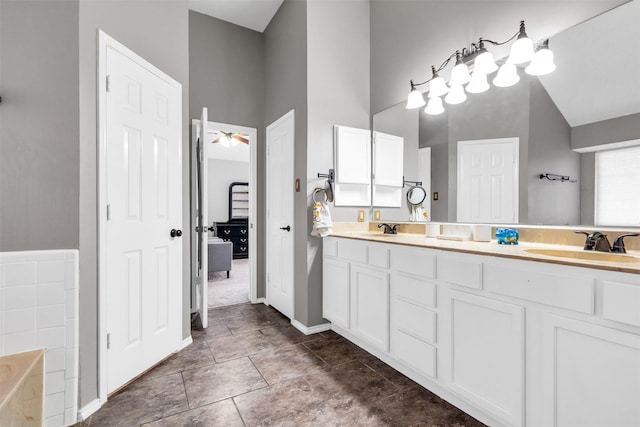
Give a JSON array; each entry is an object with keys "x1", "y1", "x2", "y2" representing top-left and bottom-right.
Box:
[
  {"x1": 378, "y1": 223, "x2": 398, "y2": 235},
  {"x1": 575, "y1": 231, "x2": 611, "y2": 252},
  {"x1": 611, "y1": 233, "x2": 640, "y2": 254}
]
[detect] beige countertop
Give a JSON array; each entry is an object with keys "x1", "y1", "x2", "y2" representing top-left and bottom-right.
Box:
[
  {"x1": 0, "y1": 348, "x2": 44, "y2": 412},
  {"x1": 330, "y1": 231, "x2": 640, "y2": 274}
]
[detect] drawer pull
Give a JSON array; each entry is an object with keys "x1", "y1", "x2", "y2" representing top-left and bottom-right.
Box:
[
  {"x1": 241, "y1": 229, "x2": 247, "y2": 234},
  {"x1": 223, "y1": 229, "x2": 231, "y2": 235},
  {"x1": 240, "y1": 238, "x2": 247, "y2": 243},
  {"x1": 240, "y1": 246, "x2": 247, "y2": 251}
]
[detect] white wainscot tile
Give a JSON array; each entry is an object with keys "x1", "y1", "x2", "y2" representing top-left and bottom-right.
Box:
[
  {"x1": 64, "y1": 259, "x2": 78, "y2": 290},
  {"x1": 65, "y1": 289, "x2": 77, "y2": 320},
  {"x1": 37, "y1": 305, "x2": 65, "y2": 329},
  {"x1": 46, "y1": 347, "x2": 66, "y2": 372},
  {"x1": 29, "y1": 251, "x2": 67, "y2": 262},
  {"x1": 3, "y1": 331, "x2": 37, "y2": 354},
  {"x1": 3, "y1": 262, "x2": 37, "y2": 286},
  {"x1": 44, "y1": 391, "x2": 65, "y2": 418},
  {"x1": 3, "y1": 307, "x2": 35, "y2": 334},
  {"x1": 65, "y1": 348, "x2": 78, "y2": 379},
  {"x1": 65, "y1": 322, "x2": 77, "y2": 347},
  {"x1": 44, "y1": 414, "x2": 64, "y2": 427},
  {"x1": 45, "y1": 370, "x2": 66, "y2": 395},
  {"x1": 0, "y1": 252, "x2": 28, "y2": 264},
  {"x1": 64, "y1": 378, "x2": 77, "y2": 408},
  {"x1": 65, "y1": 407, "x2": 77, "y2": 425},
  {"x1": 2, "y1": 285, "x2": 36, "y2": 310},
  {"x1": 37, "y1": 326, "x2": 66, "y2": 350},
  {"x1": 36, "y1": 282, "x2": 66, "y2": 306},
  {"x1": 37, "y1": 260, "x2": 67, "y2": 283}
]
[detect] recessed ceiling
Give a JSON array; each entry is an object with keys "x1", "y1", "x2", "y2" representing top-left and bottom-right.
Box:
[{"x1": 189, "y1": 0, "x2": 284, "y2": 33}]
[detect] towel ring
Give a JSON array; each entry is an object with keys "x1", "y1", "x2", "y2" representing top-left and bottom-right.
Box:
[{"x1": 313, "y1": 188, "x2": 328, "y2": 203}]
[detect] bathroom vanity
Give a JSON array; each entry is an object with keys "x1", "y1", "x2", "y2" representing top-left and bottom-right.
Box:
[{"x1": 323, "y1": 229, "x2": 640, "y2": 427}]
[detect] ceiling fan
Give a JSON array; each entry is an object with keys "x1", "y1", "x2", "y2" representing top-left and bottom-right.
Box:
[{"x1": 211, "y1": 130, "x2": 249, "y2": 147}]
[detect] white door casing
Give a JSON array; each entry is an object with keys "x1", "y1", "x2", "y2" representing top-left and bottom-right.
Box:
[
  {"x1": 457, "y1": 137, "x2": 519, "y2": 223},
  {"x1": 196, "y1": 109, "x2": 209, "y2": 327},
  {"x1": 98, "y1": 31, "x2": 182, "y2": 396},
  {"x1": 191, "y1": 119, "x2": 258, "y2": 306},
  {"x1": 266, "y1": 110, "x2": 295, "y2": 319}
]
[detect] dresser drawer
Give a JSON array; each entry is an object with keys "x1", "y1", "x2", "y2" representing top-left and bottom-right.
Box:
[
  {"x1": 438, "y1": 255, "x2": 483, "y2": 289},
  {"x1": 218, "y1": 225, "x2": 248, "y2": 237},
  {"x1": 391, "y1": 272, "x2": 436, "y2": 308},
  {"x1": 390, "y1": 246, "x2": 436, "y2": 279},
  {"x1": 484, "y1": 264, "x2": 594, "y2": 314},
  {"x1": 602, "y1": 280, "x2": 640, "y2": 327}
]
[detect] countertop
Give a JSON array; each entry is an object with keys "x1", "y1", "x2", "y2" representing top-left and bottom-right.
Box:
[
  {"x1": 0, "y1": 348, "x2": 44, "y2": 410},
  {"x1": 330, "y1": 231, "x2": 640, "y2": 274}
]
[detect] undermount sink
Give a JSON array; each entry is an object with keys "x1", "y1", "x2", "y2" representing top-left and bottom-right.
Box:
[{"x1": 524, "y1": 248, "x2": 640, "y2": 264}]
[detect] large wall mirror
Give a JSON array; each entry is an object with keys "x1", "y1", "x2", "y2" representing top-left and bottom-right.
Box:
[{"x1": 372, "y1": 0, "x2": 640, "y2": 226}]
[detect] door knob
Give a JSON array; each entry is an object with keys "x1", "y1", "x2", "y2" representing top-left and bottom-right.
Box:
[
  {"x1": 170, "y1": 229, "x2": 183, "y2": 238},
  {"x1": 280, "y1": 225, "x2": 291, "y2": 232}
]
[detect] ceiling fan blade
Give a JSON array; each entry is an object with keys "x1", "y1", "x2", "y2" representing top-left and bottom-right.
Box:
[
  {"x1": 212, "y1": 136, "x2": 222, "y2": 143},
  {"x1": 236, "y1": 136, "x2": 250, "y2": 144}
]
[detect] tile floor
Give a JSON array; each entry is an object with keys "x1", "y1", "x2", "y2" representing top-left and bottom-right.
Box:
[{"x1": 78, "y1": 303, "x2": 485, "y2": 426}]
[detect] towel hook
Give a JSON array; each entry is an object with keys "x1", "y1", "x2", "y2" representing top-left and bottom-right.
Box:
[{"x1": 313, "y1": 188, "x2": 328, "y2": 203}]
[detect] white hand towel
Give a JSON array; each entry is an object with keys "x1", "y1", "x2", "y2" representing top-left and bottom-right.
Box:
[{"x1": 311, "y1": 201, "x2": 333, "y2": 237}]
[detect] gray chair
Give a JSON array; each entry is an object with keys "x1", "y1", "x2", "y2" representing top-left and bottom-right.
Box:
[{"x1": 208, "y1": 238, "x2": 233, "y2": 278}]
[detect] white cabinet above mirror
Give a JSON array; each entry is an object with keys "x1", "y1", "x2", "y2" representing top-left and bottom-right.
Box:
[{"x1": 373, "y1": 131, "x2": 404, "y2": 207}]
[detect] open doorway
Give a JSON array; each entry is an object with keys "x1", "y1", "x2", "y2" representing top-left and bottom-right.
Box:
[{"x1": 191, "y1": 118, "x2": 257, "y2": 325}]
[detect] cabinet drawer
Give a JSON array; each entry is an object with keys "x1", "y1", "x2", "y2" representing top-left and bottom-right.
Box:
[
  {"x1": 484, "y1": 264, "x2": 594, "y2": 314},
  {"x1": 218, "y1": 226, "x2": 248, "y2": 237},
  {"x1": 603, "y1": 280, "x2": 640, "y2": 327},
  {"x1": 391, "y1": 329, "x2": 437, "y2": 378},
  {"x1": 391, "y1": 273, "x2": 436, "y2": 308},
  {"x1": 391, "y1": 297, "x2": 436, "y2": 343},
  {"x1": 338, "y1": 239, "x2": 368, "y2": 264},
  {"x1": 324, "y1": 238, "x2": 338, "y2": 257},
  {"x1": 368, "y1": 243, "x2": 389, "y2": 269},
  {"x1": 438, "y1": 256, "x2": 482, "y2": 289},
  {"x1": 390, "y1": 246, "x2": 435, "y2": 279}
]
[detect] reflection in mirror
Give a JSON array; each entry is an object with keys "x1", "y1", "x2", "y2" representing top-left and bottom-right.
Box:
[{"x1": 372, "y1": 0, "x2": 640, "y2": 226}]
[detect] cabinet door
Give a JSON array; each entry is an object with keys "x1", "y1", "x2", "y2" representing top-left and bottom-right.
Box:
[
  {"x1": 322, "y1": 258, "x2": 350, "y2": 330},
  {"x1": 542, "y1": 314, "x2": 640, "y2": 427},
  {"x1": 351, "y1": 265, "x2": 389, "y2": 352},
  {"x1": 441, "y1": 289, "x2": 524, "y2": 427}
]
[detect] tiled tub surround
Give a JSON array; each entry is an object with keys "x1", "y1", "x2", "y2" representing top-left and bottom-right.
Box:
[{"x1": 0, "y1": 250, "x2": 79, "y2": 426}]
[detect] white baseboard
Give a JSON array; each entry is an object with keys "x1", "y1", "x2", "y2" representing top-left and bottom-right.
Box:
[
  {"x1": 180, "y1": 335, "x2": 193, "y2": 350},
  {"x1": 252, "y1": 297, "x2": 267, "y2": 305},
  {"x1": 291, "y1": 319, "x2": 332, "y2": 335},
  {"x1": 78, "y1": 398, "x2": 102, "y2": 421}
]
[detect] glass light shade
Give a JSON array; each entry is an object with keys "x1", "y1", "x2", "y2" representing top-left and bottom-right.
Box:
[
  {"x1": 465, "y1": 71, "x2": 490, "y2": 94},
  {"x1": 230, "y1": 136, "x2": 239, "y2": 147},
  {"x1": 406, "y1": 88, "x2": 426, "y2": 109},
  {"x1": 444, "y1": 85, "x2": 467, "y2": 105},
  {"x1": 428, "y1": 75, "x2": 449, "y2": 98},
  {"x1": 424, "y1": 97, "x2": 445, "y2": 115},
  {"x1": 474, "y1": 50, "x2": 498, "y2": 75},
  {"x1": 507, "y1": 36, "x2": 535, "y2": 64},
  {"x1": 449, "y1": 62, "x2": 471, "y2": 86},
  {"x1": 220, "y1": 136, "x2": 231, "y2": 147},
  {"x1": 493, "y1": 63, "x2": 520, "y2": 87},
  {"x1": 525, "y1": 48, "x2": 556, "y2": 76}
]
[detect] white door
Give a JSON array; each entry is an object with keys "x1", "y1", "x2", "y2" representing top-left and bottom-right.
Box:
[
  {"x1": 102, "y1": 35, "x2": 182, "y2": 393},
  {"x1": 266, "y1": 110, "x2": 295, "y2": 319},
  {"x1": 350, "y1": 265, "x2": 390, "y2": 352},
  {"x1": 457, "y1": 137, "x2": 519, "y2": 223}
]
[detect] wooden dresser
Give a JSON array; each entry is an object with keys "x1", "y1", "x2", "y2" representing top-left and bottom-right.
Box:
[{"x1": 216, "y1": 182, "x2": 249, "y2": 259}]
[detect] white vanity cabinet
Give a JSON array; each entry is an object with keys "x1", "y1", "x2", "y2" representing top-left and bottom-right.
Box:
[{"x1": 322, "y1": 236, "x2": 640, "y2": 427}]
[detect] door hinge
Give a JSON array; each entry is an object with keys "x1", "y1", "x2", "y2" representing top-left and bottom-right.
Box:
[
  {"x1": 107, "y1": 333, "x2": 111, "y2": 350},
  {"x1": 106, "y1": 75, "x2": 111, "y2": 93},
  {"x1": 106, "y1": 204, "x2": 111, "y2": 220}
]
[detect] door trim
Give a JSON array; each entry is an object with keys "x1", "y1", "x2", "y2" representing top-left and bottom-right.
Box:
[
  {"x1": 190, "y1": 119, "x2": 258, "y2": 304},
  {"x1": 97, "y1": 30, "x2": 183, "y2": 404}
]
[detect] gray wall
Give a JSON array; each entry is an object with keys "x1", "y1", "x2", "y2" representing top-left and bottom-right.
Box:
[
  {"x1": 188, "y1": 10, "x2": 266, "y2": 297},
  {"x1": 78, "y1": 0, "x2": 189, "y2": 408},
  {"x1": 0, "y1": 0, "x2": 79, "y2": 251},
  {"x1": 306, "y1": 0, "x2": 370, "y2": 326},
  {"x1": 207, "y1": 159, "x2": 249, "y2": 224},
  {"x1": 572, "y1": 112, "x2": 640, "y2": 150},
  {"x1": 370, "y1": 1, "x2": 623, "y2": 115},
  {"x1": 264, "y1": 0, "x2": 308, "y2": 314},
  {"x1": 528, "y1": 78, "x2": 579, "y2": 225}
]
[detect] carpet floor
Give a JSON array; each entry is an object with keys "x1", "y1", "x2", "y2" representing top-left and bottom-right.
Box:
[{"x1": 208, "y1": 258, "x2": 250, "y2": 308}]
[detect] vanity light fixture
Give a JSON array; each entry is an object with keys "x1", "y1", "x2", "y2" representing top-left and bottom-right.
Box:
[{"x1": 405, "y1": 20, "x2": 556, "y2": 114}]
